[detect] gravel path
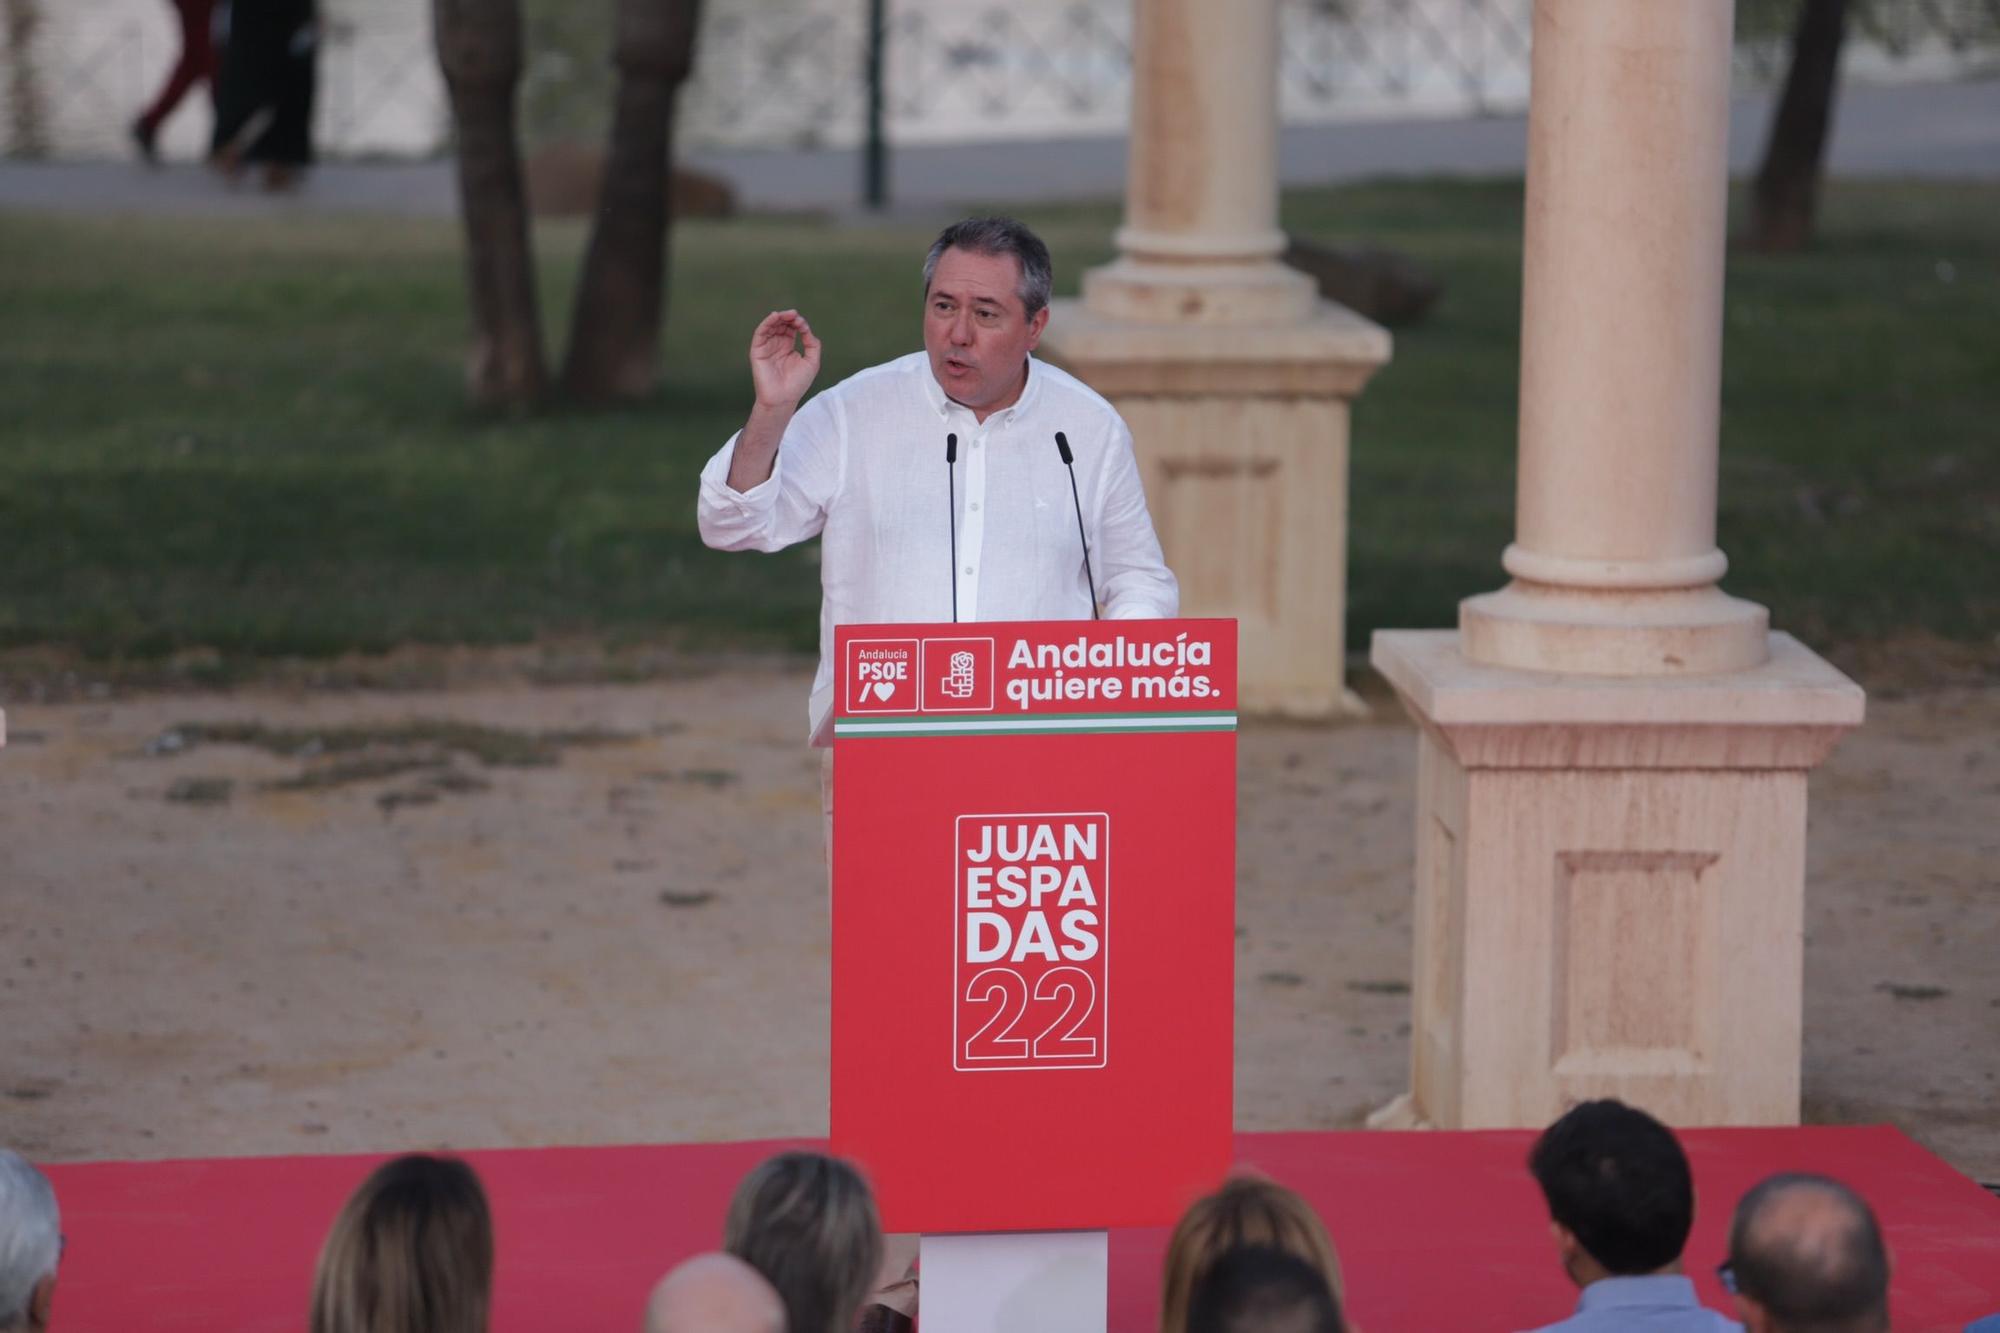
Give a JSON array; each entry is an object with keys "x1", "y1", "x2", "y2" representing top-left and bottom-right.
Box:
[{"x1": 3, "y1": 660, "x2": 1994, "y2": 1180}]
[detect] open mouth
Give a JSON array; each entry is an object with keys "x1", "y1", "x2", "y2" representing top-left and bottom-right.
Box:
[{"x1": 944, "y1": 356, "x2": 974, "y2": 375}]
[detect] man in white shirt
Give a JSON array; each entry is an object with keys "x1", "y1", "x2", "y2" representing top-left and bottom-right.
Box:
[{"x1": 696, "y1": 216, "x2": 1180, "y2": 747}]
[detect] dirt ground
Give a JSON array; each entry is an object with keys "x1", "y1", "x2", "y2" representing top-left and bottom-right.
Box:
[{"x1": 2, "y1": 654, "x2": 1995, "y2": 1182}]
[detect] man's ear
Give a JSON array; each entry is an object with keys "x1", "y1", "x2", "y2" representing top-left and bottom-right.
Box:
[
  {"x1": 1025, "y1": 304, "x2": 1050, "y2": 351},
  {"x1": 1550, "y1": 1221, "x2": 1580, "y2": 1261},
  {"x1": 28, "y1": 1272, "x2": 55, "y2": 1330},
  {"x1": 1732, "y1": 1292, "x2": 1773, "y2": 1333}
]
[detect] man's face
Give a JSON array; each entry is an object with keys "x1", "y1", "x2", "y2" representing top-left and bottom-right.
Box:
[
  {"x1": 1731, "y1": 1294, "x2": 1776, "y2": 1333},
  {"x1": 923, "y1": 246, "x2": 1049, "y2": 416}
]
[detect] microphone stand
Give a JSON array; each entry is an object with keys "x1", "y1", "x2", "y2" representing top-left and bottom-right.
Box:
[
  {"x1": 946, "y1": 432, "x2": 959, "y2": 623},
  {"x1": 1054, "y1": 431, "x2": 1099, "y2": 620}
]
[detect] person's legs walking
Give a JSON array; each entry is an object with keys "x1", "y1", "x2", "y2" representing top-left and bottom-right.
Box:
[
  {"x1": 255, "y1": 0, "x2": 315, "y2": 188},
  {"x1": 133, "y1": 0, "x2": 217, "y2": 158}
]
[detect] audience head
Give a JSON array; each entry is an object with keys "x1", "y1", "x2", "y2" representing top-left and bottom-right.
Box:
[
  {"x1": 723, "y1": 1150, "x2": 881, "y2": 1333},
  {"x1": 1528, "y1": 1098, "x2": 1695, "y2": 1284},
  {"x1": 1726, "y1": 1173, "x2": 1889, "y2": 1333},
  {"x1": 0, "y1": 1151, "x2": 60, "y2": 1333},
  {"x1": 309, "y1": 1154, "x2": 494, "y2": 1333},
  {"x1": 1160, "y1": 1174, "x2": 1343, "y2": 1333},
  {"x1": 1187, "y1": 1246, "x2": 1344, "y2": 1333},
  {"x1": 645, "y1": 1251, "x2": 786, "y2": 1333}
]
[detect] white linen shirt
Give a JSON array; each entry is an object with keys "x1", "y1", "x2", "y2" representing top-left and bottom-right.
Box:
[{"x1": 697, "y1": 351, "x2": 1179, "y2": 742}]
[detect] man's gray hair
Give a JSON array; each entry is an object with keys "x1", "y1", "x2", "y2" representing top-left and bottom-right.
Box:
[
  {"x1": 0, "y1": 1151, "x2": 60, "y2": 1330},
  {"x1": 922, "y1": 216, "x2": 1054, "y2": 318}
]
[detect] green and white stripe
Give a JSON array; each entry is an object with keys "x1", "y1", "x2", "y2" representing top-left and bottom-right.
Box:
[{"x1": 834, "y1": 710, "x2": 1236, "y2": 738}]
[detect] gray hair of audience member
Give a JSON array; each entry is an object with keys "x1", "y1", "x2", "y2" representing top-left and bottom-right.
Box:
[
  {"x1": 1728, "y1": 1172, "x2": 1890, "y2": 1333},
  {"x1": 645, "y1": 1252, "x2": 786, "y2": 1333},
  {"x1": 0, "y1": 1151, "x2": 60, "y2": 1331},
  {"x1": 921, "y1": 217, "x2": 1055, "y2": 318},
  {"x1": 723, "y1": 1151, "x2": 882, "y2": 1333},
  {"x1": 1187, "y1": 1245, "x2": 1345, "y2": 1333}
]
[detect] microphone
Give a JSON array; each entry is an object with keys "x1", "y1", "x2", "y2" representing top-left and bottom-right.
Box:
[
  {"x1": 1053, "y1": 431, "x2": 1099, "y2": 620},
  {"x1": 945, "y1": 432, "x2": 959, "y2": 623}
]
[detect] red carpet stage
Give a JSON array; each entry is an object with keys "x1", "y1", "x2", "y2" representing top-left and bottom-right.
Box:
[{"x1": 43, "y1": 1126, "x2": 2000, "y2": 1331}]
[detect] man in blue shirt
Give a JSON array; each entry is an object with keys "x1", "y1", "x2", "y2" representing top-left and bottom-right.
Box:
[{"x1": 1520, "y1": 1099, "x2": 1741, "y2": 1333}]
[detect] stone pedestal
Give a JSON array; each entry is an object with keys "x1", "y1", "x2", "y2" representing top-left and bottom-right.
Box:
[
  {"x1": 1042, "y1": 305, "x2": 1389, "y2": 717},
  {"x1": 1369, "y1": 630, "x2": 1864, "y2": 1128}
]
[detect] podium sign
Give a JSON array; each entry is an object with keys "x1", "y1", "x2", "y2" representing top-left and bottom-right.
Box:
[{"x1": 830, "y1": 618, "x2": 1236, "y2": 1234}]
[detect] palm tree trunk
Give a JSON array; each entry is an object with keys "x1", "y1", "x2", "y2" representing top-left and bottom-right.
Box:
[
  {"x1": 433, "y1": 0, "x2": 547, "y2": 408},
  {"x1": 1747, "y1": 0, "x2": 1850, "y2": 254},
  {"x1": 561, "y1": 0, "x2": 702, "y2": 403}
]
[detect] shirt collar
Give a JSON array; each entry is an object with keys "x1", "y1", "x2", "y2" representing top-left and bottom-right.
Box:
[
  {"x1": 920, "y1": 354, "x2": 1043, "y2": 428},
  {"x1": 1576, "y1": 1275, "x2": 1702, "y2": 1312}
]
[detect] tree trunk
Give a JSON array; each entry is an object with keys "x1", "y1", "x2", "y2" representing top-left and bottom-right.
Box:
[
  {"x1": 561, "y1": 0, "x2": 702, "y2": 403},
  {"x1": 433, "y1": 0, "x2": 547, "y2": 408},
  {"x1": 3, "y1": 0, "x2": 50, "y2": 158},
  {"x1": 1747, "y1": 0, "x2": 1850, "y2": 253}
]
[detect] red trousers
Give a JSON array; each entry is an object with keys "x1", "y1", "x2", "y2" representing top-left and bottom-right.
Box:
[{"x1": 138, "y1": 0, "x2": 218, "y2": 133}]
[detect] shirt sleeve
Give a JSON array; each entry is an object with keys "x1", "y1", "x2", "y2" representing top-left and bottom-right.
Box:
[
  {"x1": 696, "y1": 391, "x2": 844, "y2": 554},
  {"x1": 1090, "y1": 417, "x2": 1180, "y2": 620}
]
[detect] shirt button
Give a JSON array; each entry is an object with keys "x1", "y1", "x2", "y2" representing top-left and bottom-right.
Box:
[
  {"x1": 973, "y1": 439, "x2": 983, "y2": 449},
  {"x1": 970, "y1": 502, "x2": 980, "y2": 512},
  {"x1": 963, "y1": 566, "x2": 974, "y2": 576}
]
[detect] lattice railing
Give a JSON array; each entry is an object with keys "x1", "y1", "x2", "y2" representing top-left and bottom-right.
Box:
[
  {"x1": 0, "y1": 0, "x2": 442, "y2": 159},
  {"x1": 4, "y1": 0, "x2": 1992, "y2": 160}
]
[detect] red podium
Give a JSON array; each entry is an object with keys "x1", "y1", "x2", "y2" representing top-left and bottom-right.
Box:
[{"x1": 829, "y1": 618, "x2": 1237, "y2": 1241}]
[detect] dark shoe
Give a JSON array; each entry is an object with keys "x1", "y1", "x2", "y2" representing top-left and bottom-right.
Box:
[{"x1": 130, "y1": 117, "x2": 159, "y2": 164}]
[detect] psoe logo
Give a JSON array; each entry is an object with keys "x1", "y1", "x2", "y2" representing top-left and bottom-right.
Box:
[
  {"x1": 920, "y1": 636, "x2": 995, "y2": 712},
  {"x1": 845, "y1": 638, "x2": 919, "y2": 713}
]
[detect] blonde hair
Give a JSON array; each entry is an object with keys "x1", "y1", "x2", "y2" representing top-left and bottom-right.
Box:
[
  {"x1": 1159, "y1": 1175, "x2": 1343, "y2": 1333},
  {"x1": 724, "y1": 1151, "x2": 882, "y2": 1333},
  {"x1": 310, "y1": 1155, "x2": 493, "y2": 1333}
]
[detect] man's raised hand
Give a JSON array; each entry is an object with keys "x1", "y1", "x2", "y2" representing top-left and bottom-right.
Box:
[
  {"x1": 726, "y1": 310, "x2": 820, "y2": 492},
  {"x1": 749, "y1": 309, "x2": 822, "y2": 410}
]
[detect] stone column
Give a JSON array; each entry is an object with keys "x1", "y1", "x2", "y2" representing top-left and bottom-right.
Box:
[
  {"x1": 1459, "y1": 0, "x2": 1766, "y2": 676},
  {"x1": 1369, "y1": 0, "x2": 1863, "y2": 1129},
  {"x1": 1040, "y1": 0, "x2": 1390, "y2": 717}
]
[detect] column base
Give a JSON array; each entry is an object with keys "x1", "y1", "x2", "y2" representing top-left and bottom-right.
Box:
[
  {"x1": 1043, "y1": 299, "x2": 1390, "y2": 719},
  {"x1": 1081, "y1": 255, "x2": 1318, "y2": 326},
  {"x1": 1365, "y1": 1092, "x2": 1432, "y2": 1131},
  {"x1": 1368, "y1": 629, "x2": 1863, "y2": 1128},
  {"x1": 1461, "y1": 580, "x2": 1771, "y2": 676}
]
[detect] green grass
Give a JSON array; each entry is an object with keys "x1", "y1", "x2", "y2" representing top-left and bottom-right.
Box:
[{"x1": 0, "y1": 180, "x2": 1993, "y2": 668}]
